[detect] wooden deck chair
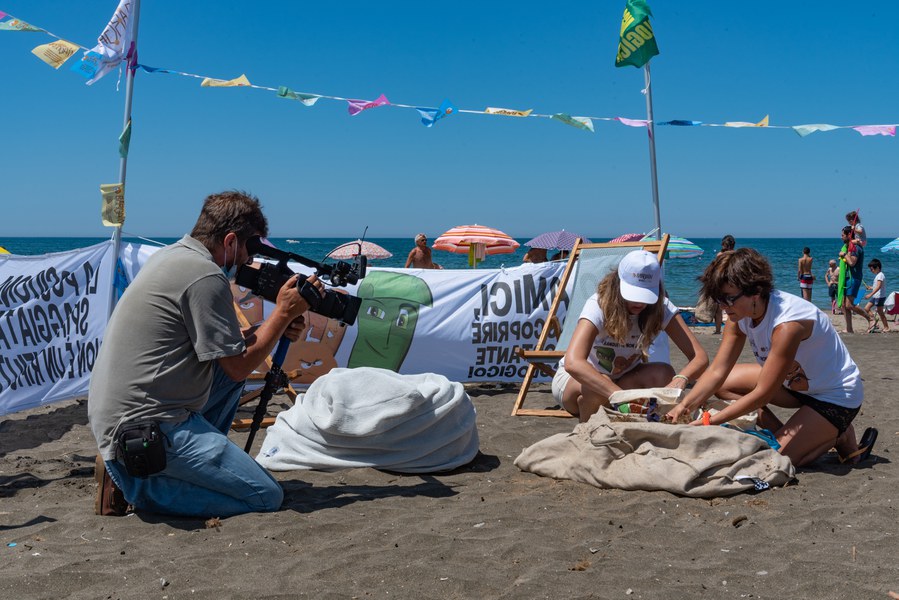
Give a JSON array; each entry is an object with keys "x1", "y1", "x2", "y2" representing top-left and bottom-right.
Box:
[
  {"x1": 511, "y1": 234, "x2": 670, "y2": 417},
  {"x1": 230, "y1": 303, "x2": 301, "y2": 432}
]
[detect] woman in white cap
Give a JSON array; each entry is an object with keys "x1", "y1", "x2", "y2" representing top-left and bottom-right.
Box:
[{"x1": 553, "y1": 250, "x2": 708, "y2": 421}]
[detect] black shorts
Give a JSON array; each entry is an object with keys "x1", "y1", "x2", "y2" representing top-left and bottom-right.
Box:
[{"x1": 784, "y1": 387, "x2": 859, "y2": 435}]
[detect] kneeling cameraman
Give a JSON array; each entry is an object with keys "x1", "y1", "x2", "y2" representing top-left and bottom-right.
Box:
[{"x1": 88, "y1": 190, "x2": 322, "y2": 517}]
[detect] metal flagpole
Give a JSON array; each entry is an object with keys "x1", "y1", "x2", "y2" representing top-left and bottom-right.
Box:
[
  {"x1": 643, "y1": 62, "x2": 662, "y2": 240},
  {"x1": 107, "y1": 0, "x2": 142, "y2": 319}
]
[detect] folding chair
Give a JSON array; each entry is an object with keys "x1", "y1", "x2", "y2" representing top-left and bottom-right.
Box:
[{"x1": 511, "y1": 234, "x2": 670, "y2": 416}]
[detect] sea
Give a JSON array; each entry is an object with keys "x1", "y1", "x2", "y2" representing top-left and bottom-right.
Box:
[{"x1": 3, "y1": 236, "x2": 897, "y2": 313}]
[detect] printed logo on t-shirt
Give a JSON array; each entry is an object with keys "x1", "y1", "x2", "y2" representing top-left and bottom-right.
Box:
[{"x1": 785, "y1": 361, "x2": 809, "y2": 391}]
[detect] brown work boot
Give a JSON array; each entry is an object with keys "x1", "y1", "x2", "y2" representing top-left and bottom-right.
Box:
[{"x1": 94, "y1": 455, "x2": 129, "y2": 516}]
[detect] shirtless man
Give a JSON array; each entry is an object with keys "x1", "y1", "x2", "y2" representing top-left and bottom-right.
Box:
[
  {"x1": 798, "y1": 247, "x2": 814, "y2": 301},
  {"x1": 404, "y1": 233, "x2": 442, "y2": 269}
]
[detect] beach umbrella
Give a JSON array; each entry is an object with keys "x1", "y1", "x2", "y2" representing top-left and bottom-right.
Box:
[
  {"x1": 881, "y1": 237, "x2": 899, "y2": 254},
  {"x1": 643, "y1": 233, "x2": 704, "y2": 259},
  {"x1": 524, "y1": 229, "x2": 592, "y2": 250},
  {"x1": 608, "y1": 232, "x2": 645, "y2": 244},
  {"x1": 326, "y1": 239, "x2": 392, "y2": 260},
  {"x1": 433, "y1": 224, "x2": 519, "y2": 268}
]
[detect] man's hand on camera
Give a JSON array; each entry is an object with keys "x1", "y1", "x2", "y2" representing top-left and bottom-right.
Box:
[{"x1": 277, "y1": 275, "x2": 319, "y2": 319}]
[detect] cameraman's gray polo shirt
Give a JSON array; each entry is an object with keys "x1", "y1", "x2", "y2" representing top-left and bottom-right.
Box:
[{"x1": 88, "y1": 236, "x2": 245, "y2": 460}]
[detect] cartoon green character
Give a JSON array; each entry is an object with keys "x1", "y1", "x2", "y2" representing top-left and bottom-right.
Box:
[{"x1": 348, "y1": 271, "x2": 434, "y2": 371}]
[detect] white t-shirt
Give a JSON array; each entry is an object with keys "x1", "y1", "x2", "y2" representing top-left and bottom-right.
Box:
[
  {"x1": 558, "y1": 293, "x2": 677, "y2": 378},
  {"x1": 872, "y1": 272, "x2": 886, "y2": 299},
  {"x1": 736, "y1": 290, "x2": 862, "y2": 409},
  {"x1": 853, "y1": 223, "x2": 867, "y2": 247}
]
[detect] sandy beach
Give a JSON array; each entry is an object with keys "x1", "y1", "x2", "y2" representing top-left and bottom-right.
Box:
[{"x1": 1, "y1": 319, "x2": 897, "y2": 600}]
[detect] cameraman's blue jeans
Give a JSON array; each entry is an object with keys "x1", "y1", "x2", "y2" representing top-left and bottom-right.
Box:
[{"x1": 105, "y1": 365, "x2": 284, "y2": 517}]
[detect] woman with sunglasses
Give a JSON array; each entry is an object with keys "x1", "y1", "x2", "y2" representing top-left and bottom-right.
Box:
[
  {"x1": 553, "y1": 250, "x2": 708, "y2": 422},
  {"x1": 667, "y1": 248, "x2": 876, "y2": 467}
]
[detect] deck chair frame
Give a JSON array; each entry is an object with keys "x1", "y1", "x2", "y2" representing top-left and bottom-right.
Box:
[{"x1": 511, "y1": 234, "x2": 670, "y2": 417}]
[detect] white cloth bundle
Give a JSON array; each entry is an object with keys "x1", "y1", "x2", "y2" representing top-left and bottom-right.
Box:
[{"x1": 257, "y1": 368, "x2": 479, "y2": 473}]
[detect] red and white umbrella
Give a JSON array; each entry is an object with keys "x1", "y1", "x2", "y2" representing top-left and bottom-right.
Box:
[
  {"x1": 326, "y1": 239, "x2": 392, "y2": 260},
  {"x1": 608, "y1": 232, "x2": 645, "y2": 243},
  {"x1": 433, "y1": 224, "x2": 519, "y2": 267}
]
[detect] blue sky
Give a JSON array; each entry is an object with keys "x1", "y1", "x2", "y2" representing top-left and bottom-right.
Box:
[{"x1": 1, "y1": 1, "x2": 897, "y2": 240}]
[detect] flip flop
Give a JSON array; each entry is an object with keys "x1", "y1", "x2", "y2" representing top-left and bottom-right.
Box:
[
  {"x1": 866, "y1": 320, "x2": 878, "y2": 334},
  {"x1": 839, "y1": 427, "x2": 878, "y2": 464}
]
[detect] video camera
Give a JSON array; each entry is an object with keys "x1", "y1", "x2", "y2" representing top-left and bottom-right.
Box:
[{"x1": 235, "y1": 236, "x2": 366, "y2": 325}]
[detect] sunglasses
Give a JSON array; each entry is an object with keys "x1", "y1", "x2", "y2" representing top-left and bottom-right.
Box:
[{"x1": 715, "y1": 291, "x2": 745, "y2": 307}]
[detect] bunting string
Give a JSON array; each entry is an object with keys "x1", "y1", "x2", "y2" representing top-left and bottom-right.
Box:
[{"x1": 2, "y1": 9, "x2": 896, "y2": 137}]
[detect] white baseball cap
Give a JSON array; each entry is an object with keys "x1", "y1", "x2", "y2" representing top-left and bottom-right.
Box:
[{"x1": 618, "y1": 250, "x2": 661, "y2": 304}]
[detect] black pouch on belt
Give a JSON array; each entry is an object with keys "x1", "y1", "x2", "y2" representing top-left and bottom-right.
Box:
[{"x1": 116, "y1": 420, "x2": 167, "y2": 478}]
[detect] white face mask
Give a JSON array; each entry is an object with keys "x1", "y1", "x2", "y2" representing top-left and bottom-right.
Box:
[{"x1": 221, "y1": 240, "x2": 238, "y2": 281}]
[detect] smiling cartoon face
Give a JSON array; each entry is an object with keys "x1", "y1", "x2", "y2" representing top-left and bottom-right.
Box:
[{"x1": 347, "y1": 272, "x2": 433, "y2": 371}]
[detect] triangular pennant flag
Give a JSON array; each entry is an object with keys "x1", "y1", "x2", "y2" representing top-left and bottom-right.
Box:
[
  {"x1": 0, "y1": 13, "x2": 43, "y2": 32},
  {"x1": 119, "y1": 120, "x2": 132, "y2": 158},
  {"x1": 31, "y1": 39, "x2": 80, "y2": 69},
  {"x1": 791, "y1": 124, "x2": 840, "y2": 137},
  {"x1": 276, "y1": 86, "x2": 321, "y2": 106},
  {"x1": 615, "y1": 0, "x2": 659, "y2": 68},
  {"x1": 852, "y1": 125, "x2": 895, "y2": 137},
  {"x1": 725, "y1": 115, "x2": 769, "y2": 128},
  {"x1": 136, "y1": 64, "x2": 173, "y2": 74},
  {"x1": 201, "y1": 74, "x2": 251, "y2": 87},
  {"x1": 659, "y1": 120, "x2": 702, "y2": 126},
  {"x1": 73, "y1": 0, "x2": 136, "y2": 85},
  {"x1": 551, "y1": 114, "x2": 595, "y2": 132},
  {"x1": 615, "y1": 117, "x2": 649, "y2": 127},
  {"x1": 100, "y1": 183, "x2": 125, "y2": 227},
  {"x1": 485, "y1": 107, "x2": 533, "y2": 117},
  {"x1": 347, "y1": 93, "x2": 390, "y2": 116},
  {"x1": 417, "y1": 99, "x2": 456, "y2": 127}
]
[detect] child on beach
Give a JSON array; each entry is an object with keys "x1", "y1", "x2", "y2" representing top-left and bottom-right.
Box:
[
  {"x1": 666, "y1": 248, "x2": 876, "y2": 468},
  {"x1": 864, "y1": 259, "x2": 891, "y2": 332},
  {"x1": 553, "y1": 250, "x2": 708, "y2": 422},
  {"x1": 825, "y1": 259, "x2": 841, "y2": 314},
  {"x1": 846, "y1": 210, "x2": 867, "y2": 248}
]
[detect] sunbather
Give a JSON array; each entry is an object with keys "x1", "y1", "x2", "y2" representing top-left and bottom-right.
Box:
[
  {"x1": 553, "y1": 250, "x2": 708, "y2": 422},
  {"x1": 667, "y1": 248, "x2": 876, "y2": 467}
]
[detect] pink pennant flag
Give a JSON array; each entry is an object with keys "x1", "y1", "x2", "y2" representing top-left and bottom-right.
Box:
[
  {"x1": 615, "y1": 117, "x2": 649, "y2": 127},
  {"x1": 347, "y1": 93, "x2": 390, "y2": 116},
  {"x1": 852, "y1": 125, "x2": 895, "y2": 137}
]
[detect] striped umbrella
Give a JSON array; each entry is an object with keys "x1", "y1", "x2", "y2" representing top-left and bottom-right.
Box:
[
  {"x1": 642, "y1": 234, "x2": 704, "y2": 259},
  {"x1": 433, "y1": 224, "x2": 519, "y2": 268},
  {"x1": 881, "y1": 237, "x2": 899, "y2": 254}
]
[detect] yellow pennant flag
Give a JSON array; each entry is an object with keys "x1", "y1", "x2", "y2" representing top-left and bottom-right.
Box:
[
  {"x1": 201, "y1": 74, "x2": 251, "y2": 88},
  {"x1": 725, "y1": 114, "x2": 770, "y2": 128},
  {"x1": 100, "y1": 183, "x2": 125, "y2": 227},
  {"x1": 485, "y1": 106, "x2": 533, "y2": 117},
  {"x1": 31, "y1": 39, "x2": 80, "y2": 69}
]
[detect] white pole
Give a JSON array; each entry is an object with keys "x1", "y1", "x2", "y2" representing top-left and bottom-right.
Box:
[
  {"x1": 643, "y1": 62, "x2": 662, "y2": 239},
  {"x1": 107, "y1": 0, "x2": 142, "y2": 319}
]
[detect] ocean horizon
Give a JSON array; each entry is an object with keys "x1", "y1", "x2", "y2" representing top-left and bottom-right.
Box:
[{"x1": 2, "y1": 236, "x2": 896, "y2": 313}]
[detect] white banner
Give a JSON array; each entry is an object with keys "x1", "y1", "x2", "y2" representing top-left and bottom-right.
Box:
[
  {"x1": 0, "y1": 242, "x2": 114, "y2": 416},
  {"x1": 231, "y1": 260, "x2": 572, "y2": 385}
]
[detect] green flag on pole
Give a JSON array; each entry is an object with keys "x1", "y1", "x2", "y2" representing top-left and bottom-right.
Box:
[{"x1": 615, "y1": 0, "x2": 659, "y2": 68}]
